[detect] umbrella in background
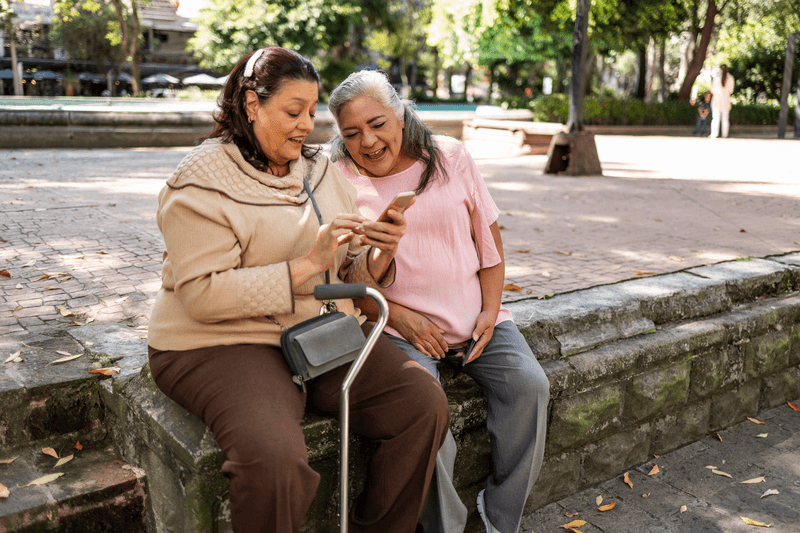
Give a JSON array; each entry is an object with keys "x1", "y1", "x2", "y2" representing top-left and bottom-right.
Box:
[
  {"x1": 142, "y1": 73, "x2": 180, "y2": 84},
  {"x1": 116, "y1": 72, "x2": 134, "y2": 82},
  {"x1": 33, "y1": 70, "x2": 64, "y2": 80},
  {"x1": 77, "y1": 72, "x2": 105, "y2": 83},
  {"x1": 182, "y1": 73, "x2": 223, "y2": 86},
  {"x1": 216, "y1": 74, "x2": 229, "y2": 85}
]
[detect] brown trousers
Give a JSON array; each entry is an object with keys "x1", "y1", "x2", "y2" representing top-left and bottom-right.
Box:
[{"x1": 149, "y1": 325, "x2": 449, "y2": 533}]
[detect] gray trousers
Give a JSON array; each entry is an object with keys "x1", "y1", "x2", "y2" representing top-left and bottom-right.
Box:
[{"x1": 388, "y1": 320, "x2": 550, "y2": 533}]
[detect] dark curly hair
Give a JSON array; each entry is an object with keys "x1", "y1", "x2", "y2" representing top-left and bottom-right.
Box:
[{"x1": 200, "y1": 47, "x2": 321, "y2": 173}]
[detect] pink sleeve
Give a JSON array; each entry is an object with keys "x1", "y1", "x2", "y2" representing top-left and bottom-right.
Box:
[{"x1": 457, "y1": 145, "x2": 502, "y2": 269}]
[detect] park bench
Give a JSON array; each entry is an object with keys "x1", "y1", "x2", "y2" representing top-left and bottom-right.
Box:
[
  {"x1": 2, "y1": 254, "x2": 800, "y2": 531},
  {"x1": 462, "y1": 118, "x2": 566, "y2": 156}
]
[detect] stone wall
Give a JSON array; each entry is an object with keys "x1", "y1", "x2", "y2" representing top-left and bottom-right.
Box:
[{"x1": 99, "y1": 253, "x2": 800, "y2": 532}]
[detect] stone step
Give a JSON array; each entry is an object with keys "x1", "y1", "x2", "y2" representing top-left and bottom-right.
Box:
[{"x1": 0, "y1": 443, "x2": 145, "y2": 532}]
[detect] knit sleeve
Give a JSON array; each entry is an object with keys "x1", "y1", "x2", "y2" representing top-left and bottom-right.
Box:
[{"x1": 158, "y1": 188, "x2": 294, "y2": 323}]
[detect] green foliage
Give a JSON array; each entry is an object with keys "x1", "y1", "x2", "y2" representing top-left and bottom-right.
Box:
[
  {"x1": 503, "y1": 94, "x2": 792, "y2": 126},
  {"x1": 187, "y1": 0, "x2": 368, "y2": 91},
  {"x1": 50, "y1": 0, "x2": 125, "y2": 67}
]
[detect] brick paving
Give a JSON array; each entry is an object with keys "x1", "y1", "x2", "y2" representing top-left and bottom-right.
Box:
[{"x1": 1, "y1": 136, "x2": 799, "y2": 349}]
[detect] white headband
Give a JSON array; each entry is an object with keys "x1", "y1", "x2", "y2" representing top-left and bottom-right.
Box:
[{"x1": 244, "y1": 49, "x2": 264, "y2": 78}]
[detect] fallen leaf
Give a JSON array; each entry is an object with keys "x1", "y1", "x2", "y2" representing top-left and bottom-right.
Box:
[
  {"x1": 788, "y1": 402, "x2": 800, "y2": 411},
  {"x1": 680, "y1": 505, "x2": 687, "y2": 513},
  {"x1": 564, "y1": 512, "x2": 579, "y2": 517},
  {"x1": 89, "y1": 366, "x2": 120, "y2": 376},
  {"x1": 708, "y1": 431, "x2": 722, "y2": 442},
  {"x1": 22, "y1": 260, "x2": 36, "y2": 267},
  {"x1": 560, "y1": 520, "x2": 587, "y2": 529},
  {"x1": 4, "y1": 350, "x2": 21, "y2": 363},
  {"x1": 740, "y1": 517, "x2": 770, "y2": 527},
  {"x1": 611, "y1": 265, "x2": 622, "y2": 271},
  {"x1": 135, "y1": 325, "x2": 148, "y2": 331},
  {"x1": 0, "y1": 482, "x2": 8, "y2": 499},
  {"x1": 598, "y1": 502, "x2": 616, "y2": 512},
  {"x1": 747, "y1": 417, "x2": 765, "y2": 425},
  {"x1": 0, "y1": 269, "x2": 11, "y2": 278},
  {"x1": 68, "y1": 321, "x2": 85, "y2": 326},
  {"x1": 622, "y1": 218, "x2": 631, "y2": 222},
  {"x1": 47, "y1": 353, "x2": 83, "y2": 365},
  {"x1": 59, "y1": 306, "x2": 74, "y2": 317},
  {"x1": 690, "y1": 249, "x2": 703, "y2": 253},
  {"x1": 623, "y1": 471, "x2": 633, "y2": 488},
  {"x1": 541, "y1": 271, "x2": 551, "y2": 277},
  {"x1": 95, "y1": 250, "x2": 109, "y2": 255},
  {"x1": 706, "y1": 465, "x2": 718, "y2": 469},
  {"x1": 740, "y1": 229, "x2": 747, "y2": 233},
  {"x1": 516, "y1": 249, "x2": 531, "y2": 253},
  {"x1": 13, "y1": 305, "x2": 22, "y2": 312},
  {"x1": 668, "y1": 256, "x2": 684, "y2": 262},
  {"x1": 654, "y1": 218, "x2": 662, "y2": 222},
  {"x1": 648, "y1": 464, "x2": 660, "y2": 476},
  {"x1": 497, "y1": 225, "x2": 505, "y2": 230},
  {"x1": 85, "y1": 317, "x2": 95, "y2": 324},
  {"x1": 0, "y1": 455, "x2": 19, "y2": 464},
  {"x1": 756, "y1": 433, "x2": 768, "y2": 438},
  {"x1": 43, "y1": 286, "x2": 59, "y2": 291},
  {"x1": 741, "y1": 476, "x2": 766, "y2": 484},
  {"x1": 25, "y1": 473, "x2": 64, "y2": 486},
  {"x1": 760, "y1": 489, "x2": 779, "y2": 499},
  {"x1": 503, "y1": 284, "x2": 523, "y2": 291},
  {"x1": 74, "y1": 441, "x2": 83, "y2": 451},
  {"x1": 54, "y1": 455, "x2": 74, "y2": 468},
  {"x1": 712, "y1": 469, "x2": 732, "y2": 478},
  {"x1": 633, "y1": 270, "x2": 655, "y2": 275},
  {"x1": 15, "y1": 284, "x2": 23, "y2": 289},
  {"x1": 35, "y1": 274, "x2": 53, "y2": 281},
  {"x1": 642, "y1": 492, "x2": 651, "y2": 498},
  {"x1": 42, "y1": 447, "x2": 59, "y2": 459},
  {"x1": 596, "y1": 495, "x2": 603, "y2": 506}
]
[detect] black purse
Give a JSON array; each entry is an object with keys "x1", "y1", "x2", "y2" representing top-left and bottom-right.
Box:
[{"x1": 272, "y1": 176, "x2": 366, "y2": 392}]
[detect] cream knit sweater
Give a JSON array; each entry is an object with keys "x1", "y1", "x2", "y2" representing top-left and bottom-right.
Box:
[{"x1": 147, "y1": 139, "x2": 393, "y2": 351}]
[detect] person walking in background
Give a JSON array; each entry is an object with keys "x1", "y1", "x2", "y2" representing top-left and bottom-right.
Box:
[
  {"x1": 693, "y1": 91, "x2": 712, "y2": 136},
  {"x1": 710, "y1": 65, "x2": 735, "y2": 138}
]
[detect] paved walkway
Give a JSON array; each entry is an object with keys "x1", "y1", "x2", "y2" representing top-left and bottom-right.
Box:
[{"x1": 1, "y1": 135, "x2": 799, "y2": 532}]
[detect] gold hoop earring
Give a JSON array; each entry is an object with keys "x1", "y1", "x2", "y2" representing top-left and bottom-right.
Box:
[{"x1": 247, "y1": 115, "x2": 253, "y2": 124}]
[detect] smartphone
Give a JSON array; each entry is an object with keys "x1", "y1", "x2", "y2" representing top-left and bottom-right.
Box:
[
  {"x1": 463, "y1": 338, "x2": 477, "y2": 366},
  {"x1": 376, "y1": 192, "x2": 416, "y2": 223}
]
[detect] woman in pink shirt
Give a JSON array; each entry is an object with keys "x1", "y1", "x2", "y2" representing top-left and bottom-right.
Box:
[{"x1": 328, "y1": 70, "x2": 550, "y2": 533}]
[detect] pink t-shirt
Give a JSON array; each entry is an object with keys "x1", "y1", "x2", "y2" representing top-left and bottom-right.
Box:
[{"x1": 336, "y1": 136, "x2": 513, "y2": 344}]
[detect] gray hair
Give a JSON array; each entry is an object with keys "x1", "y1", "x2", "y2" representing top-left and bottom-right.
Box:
[{"x1": 328, "y1": 70, "x2": 447, "y2": 194}]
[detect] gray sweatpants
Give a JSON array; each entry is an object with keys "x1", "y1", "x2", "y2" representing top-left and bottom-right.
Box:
[{"x1": 388, "y1": 320, "x2": 550, "y2": 533}]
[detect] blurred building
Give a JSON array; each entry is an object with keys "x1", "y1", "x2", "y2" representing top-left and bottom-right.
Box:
[{"x1": 1, "y1": 0, "x2": 211, "y2": 95}]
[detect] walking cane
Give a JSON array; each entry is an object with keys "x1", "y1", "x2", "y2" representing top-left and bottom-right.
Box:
[{"x1": 313, "y1": 283, "x2": 389, "y2": 533}]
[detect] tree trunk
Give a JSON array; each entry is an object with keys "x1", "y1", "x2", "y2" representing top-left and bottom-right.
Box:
[
  {"x1": 580, "y1": 43, "x2": 595, "y2": 98},
  {"x1": 658, "y1": 39, "x2": 667, "y2": 101},
  {"x1": 109, "y1": 0, "x2": 142, "y2": 94},
  {"x1": 645, "y1": 38, "x2": 656, "y2": 101},
  {"x1": 10, "y1": 29, "x2": 22, "y2": 96},
  {"x1": 678, "y1": 0, "x2": 719, "y2": 101},
  {"x1": 636, "y1": 46, "x2": 647, "y2": 99},
  {"x1": 398, "y1": 56, "x2": 409, "y2": 98},
  {"x1": 568, "y1": 0, "x2": 590, "y2": 131}
]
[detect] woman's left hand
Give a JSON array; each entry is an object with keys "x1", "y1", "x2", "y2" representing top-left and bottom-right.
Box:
[{"x1": 464, "y1": 311, "x2": 495, "y2": 364}]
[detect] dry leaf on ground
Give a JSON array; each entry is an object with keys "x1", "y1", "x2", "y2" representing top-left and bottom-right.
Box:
[
  {"x1": 642, "y1": 492, "x2": 651, "y2": 498},
  {"x1": 0, "y1": 269, "x2": 11, "y2": 278},
  {"x1": 680, "y1": 505, "x2": 687, "y2": 513},
  {"x1": 712, "y1": 469, "x2": 732, "y2": 478},
  {"x1": 595, "y1": 495, "x2": 603, "y2": 506},
  {"x1": 788, "y1": 402, "x2": 800, "y2": 411},
  {"x1": 54, "y1": 455, "x2": 73, "y2": 468},
  {"x1": 59, "y1": 306, "x2": 74, "y2": 317},
  {"x1": 760, "y1": 489, "x2": 779, "y2": 499},
  {"x1": 4, "y1": 350, "x2": 22, "y2": 363},
  {"x1": 564, "y1": 512, "x2": 579, "y2": 517},
  {"x1": 74, "y1": 441, "x2": 83, "y2": 451},
  {"x1": 740, "y1": 517, "x2": 771, "y2": 527},
  {"x1": 560, "y1": 520, "x2": 587, "y2": 529},
  {"x1": 598, "y1": 502, "x2": 616, "y2": 512},
  {"x1": 25, "y1": 473, "x2": 64, "y2": 487},
  {"x1": 95, "y1": 250, "x2": 109, "y2": 255},
  {"x1": 756, "y1": 433, "x2": 768, "y2": 438},
  {"x1": 516, "y1": 249, "x2": 531, "y2": 253},
  {"x1": 741, "y1": 476, "x2": 766, "y2": 484},
  {"x1": 42, "y1": 447, "x2": 59, "y2": 459},
  {"x1": 0, "y1": 482, "x2": 9, "y2": 499},
  {"x1": 633, "y1": 270, "x2": 655, "y2": 275},
  {"x1": 611, "y1": 265, "x2": 622, "y2": 271},
  {"x1": 747, "y1": 417, "x2": 765, "y2": 425},
  {"x1": 89, "y1": 366, "x2": 120, "y2": 376},
  {"x1": 47, "y1": 353, "x2": 83, "y2": 365},
  {"x1": 0, "y1": 455, "x2": 19, "y2": 465},
  {"x1": 503, "y1": 284, "x2": 523, "y2": 291},
  {"x1": 648, "y1": 464, "x2": 660, "y2": 476},
  {"x1": 623, "y1": 471, "x2": 633, "y2": 488},
  {"x1": 668, "y1": 256, "x2": 684, "y2": 262},
  {"x1": 707, "y1": 431, "x2": 723, "y2": 441},
  {"x1": 35, "y1": 274, "x2": 52, "y2": 281}
]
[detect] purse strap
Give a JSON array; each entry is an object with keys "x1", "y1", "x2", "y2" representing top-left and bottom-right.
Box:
[{"x1": 302, "y1": 176, "x2": 330, "y2": 286}]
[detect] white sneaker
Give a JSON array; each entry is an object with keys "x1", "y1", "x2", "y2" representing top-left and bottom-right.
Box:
[{"x1": 476, "y1": 489, "x2": 499, "y2": 533}]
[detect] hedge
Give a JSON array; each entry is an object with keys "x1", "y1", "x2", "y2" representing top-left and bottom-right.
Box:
[{"x1": 501, "y1": 94, "x2": 794, "y2": 127}]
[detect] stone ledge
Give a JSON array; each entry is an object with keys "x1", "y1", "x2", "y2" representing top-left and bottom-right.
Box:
[{"x1": 91, "y1": 254, "x2": 800, "y2": 532}]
